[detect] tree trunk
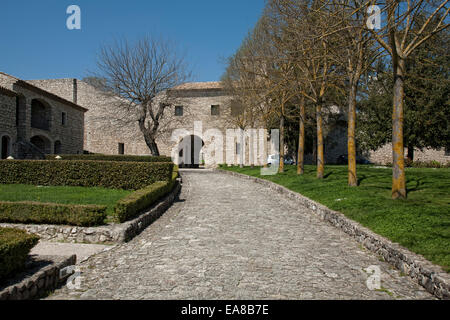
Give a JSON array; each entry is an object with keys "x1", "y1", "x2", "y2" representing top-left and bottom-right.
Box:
[
  {"x1": 297, "y1": 96, "x2": 305, "y2": 175},
  {"x1": 392, "y1": 57, "x2": 407, "y2": 199},
  {"x1": 239, "y1": 128, "x2": 244, "y2": 168},
  {"x1": 316, "y1": 102, "x2": 324, "y2": 179},
  {"x1": 348, "y1": 81, "x2": 358, "y2": 186},
  {"x1": 279, "y1": 114, "x2": 285, "y2": 173},
  {"x1": 138, "y1": 117, "x2": 160, "y2": 157},
  {"x1": 148, "y1": 138, "x2": 160, "y2": 156}
]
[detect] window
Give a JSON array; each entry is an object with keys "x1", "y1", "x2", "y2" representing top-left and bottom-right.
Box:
[
  {"x1": 54, "y1": 141, "x2": 62, "y2": 154},
  {"x1": 118, "y1": 143, "x2": 125, "y2": 155},
  {"x1": 236, "y1": 142, "x2": 241, "y2": 155},
  {"x1": 175, "y1": 106, "x2": 183, "y2": 116},
  {"x1": 211, "y1": 105, "x2": 220, "y2": 116},
  {"x1": 1, "y1": 136, "x2": 11, "y2": 159},
  {"x1": 61, "y1": 112, "x2": 67, "y2": 126}
]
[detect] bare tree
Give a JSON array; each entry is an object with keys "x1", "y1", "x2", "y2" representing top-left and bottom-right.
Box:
[
  {"x1": 272, "y1": 0, "x2": 340, "y2": 179},
  {"x1": 369, "y1": 0, "x2": 449, "y2": 199},
  {"x1": 322, "y1": 0, "x2": 380, "y2": 186},
  {"x1": 93, "y1": 36, "x2": 191, "y2": 156}
]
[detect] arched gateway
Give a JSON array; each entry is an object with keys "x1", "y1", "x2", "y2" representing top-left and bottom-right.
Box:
[{"x1": 177, "y1": 135, "x2": 204, "y2": 168}]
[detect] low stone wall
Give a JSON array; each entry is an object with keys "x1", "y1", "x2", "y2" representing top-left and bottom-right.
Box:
[
  {"x1": 0, "y1": 180, "x2": 181, "y2": 244},
  {"x1": 216, "y1": 169, "x2": 450, "y2": 300},
  {"x1": 0, "y1": 255, "x2": 76, "y2": 300}
]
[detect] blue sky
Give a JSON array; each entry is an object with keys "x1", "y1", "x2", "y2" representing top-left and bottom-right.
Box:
[{"x1": 0, "y1": 0, "x2": 265, "y2": 82}]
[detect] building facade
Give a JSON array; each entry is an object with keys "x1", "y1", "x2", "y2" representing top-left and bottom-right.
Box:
[
  {"x1": 22, "y1": 77, "x2": 449, "y2": 166},
  {"x1": 0, "y1": 72, "x2": 86, "y2": 159}
]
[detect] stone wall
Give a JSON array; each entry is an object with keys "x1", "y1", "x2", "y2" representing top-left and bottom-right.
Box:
[
  {"x1": 369, "y1": 144, "x2": 450, "y2": 165},
  {"x1": 0, "y1": 255, "x2": 76, "y2": 300},
  {"x1": 0, "y1": 89, "x2": 17, "y2": 158},
  {"x1": 0, "y1": 73, "x2": 85, "y2": 157}
]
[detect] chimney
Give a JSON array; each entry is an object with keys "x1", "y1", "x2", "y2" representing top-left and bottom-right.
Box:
[{"x1": 72, "y1": 78, "x2": 78, "y2": 104}]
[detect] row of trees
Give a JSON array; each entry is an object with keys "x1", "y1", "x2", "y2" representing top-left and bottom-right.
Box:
[{"x1": 222, "y1": 0, "x2": 449, "y2": 199}]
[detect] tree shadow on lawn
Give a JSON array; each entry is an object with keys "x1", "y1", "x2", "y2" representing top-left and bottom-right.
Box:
[{"x1": 406, "y1": 177, "x2": 426, "y2": 196}]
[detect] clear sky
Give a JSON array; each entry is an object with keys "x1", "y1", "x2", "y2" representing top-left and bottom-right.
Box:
[{"x1": 0, "y1": 0, "x2": 265, "y2": 82}]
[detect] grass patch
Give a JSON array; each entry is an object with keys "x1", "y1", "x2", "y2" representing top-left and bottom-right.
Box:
[
  {"x1": 220, "y1": 164, "x2": 450, "y2": 272},
  {"x1": 0, "y1": 184, "x2": 132, "y2": 217}
]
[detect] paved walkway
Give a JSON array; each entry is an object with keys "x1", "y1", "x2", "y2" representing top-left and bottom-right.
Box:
[
  {"x1": 31, "y1": 242, "x2": 112, "y2": 263},
  {"x1": 46, "y1": 171, "x2": 434, "y2": 300}
]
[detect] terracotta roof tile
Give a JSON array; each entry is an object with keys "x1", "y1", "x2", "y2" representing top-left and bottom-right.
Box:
[{"x1": 172, "y1": 81, "x2": 223, "y2": 90}]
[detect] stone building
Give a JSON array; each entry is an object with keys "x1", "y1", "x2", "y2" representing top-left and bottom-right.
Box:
[
  {"x1": 22, "y1": 76, "x2": 449, "y2": 166},
  {"x1": 0, "y1": 86, "x2": 18, "y2": 159},
  {"x1": 0, "y1": 72, "x2": 86, "y2": 159},
  {"x1": 28, "y1": 79, "x2": 272, "y2": 166},
  {"x1": 28, "y1": 78, "x2": 150, "y2": 156}
]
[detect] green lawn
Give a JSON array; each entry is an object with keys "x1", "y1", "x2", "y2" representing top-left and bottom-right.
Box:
[
  {"x1": 0, "y1": 184, "x2": 132, "y2": 217},
  {"x1": 220, "y1": 164, "x2": 450, "y2": 272}
]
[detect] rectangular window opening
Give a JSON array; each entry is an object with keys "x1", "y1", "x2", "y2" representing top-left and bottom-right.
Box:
[
  {"x1": 175, "y1": 106, "x2": 183, "y2": 116},
  {"x1": 118, "y1": 143, "x2": 125, "y2": 155},
  {"x1": 211, "y1": 105, "x2": 220, "y2": 116},
  {"x1": 62, "y1": 112, "x2": 67, "y2": 126}
]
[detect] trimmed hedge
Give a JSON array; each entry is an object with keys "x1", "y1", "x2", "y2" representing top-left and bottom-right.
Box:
[
  {"x1": 45, "y1": 154, "x2": 172, "y2": 163},
  {"x1": 0, "y1": 160, "x2": 174, "y2": 190},
  {"x1": 0, "y1": 201, "x2": 107, "y2": 227},
  {"x1": 114, "y1": 167, "x2": 179, "y2": 223},
  {"x1": 0, "y1": 227, "x2": 39, "y2": 281}
]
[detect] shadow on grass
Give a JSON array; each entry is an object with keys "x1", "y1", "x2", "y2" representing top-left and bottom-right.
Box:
[
  {"x1": 406, "y1": 177, "x2": 426, "y2": 195},
  {"x1": 323, "y1": 172, "x2": 333, "y2": 179}
]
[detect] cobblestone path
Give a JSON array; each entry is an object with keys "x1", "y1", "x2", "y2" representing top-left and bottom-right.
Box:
[{"x1": 47, "y1": 170, "x2": 434, "y2": 300}]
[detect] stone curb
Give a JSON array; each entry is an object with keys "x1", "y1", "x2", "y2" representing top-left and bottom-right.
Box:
[
  {"x1": 0, "y1": 180, "x2": 182, "y2": 245},
  {"x1": 0, "y1": 255, "x2": 76, "y2": 300},
  {"x1": 215, "y1": 169, "x2": 450, "y2": 300}
]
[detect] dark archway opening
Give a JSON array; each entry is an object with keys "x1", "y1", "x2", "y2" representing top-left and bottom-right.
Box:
[
  {"x1": 178, "y1": 135, "x2": 204, "y2": 168},
  {"x1": 1, "y1": 136, "x2": 11, "y2": 159},
  {"x1": 54, "y1": 140, "x2": 62, "y2": 154}
]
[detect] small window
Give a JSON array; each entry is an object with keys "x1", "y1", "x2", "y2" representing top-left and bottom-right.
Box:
[
  {"x1": 54, "y1": 141, "x2": 62, "y2": 154},
  {"x1": 61, "y1": 112, "x2": 67, "y2": 126},
  {"x1": 118, "y1": 143, "x2": 125, "y2": 155},
  {"x1": 175, "y1": 106, "x2": 183, "y2": 116},
  {"x1": 236, "y1": 142, "x2": 241, "y2": 155},
  {"x1": 211, "y1": 105, "x2": 220, "y2": 116}
]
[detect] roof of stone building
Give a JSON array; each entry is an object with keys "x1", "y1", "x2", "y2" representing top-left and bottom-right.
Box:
[
  {"x1": 0, "y1": 72, "x2": 88, "y2": 112},
  {"x1": 172, "y1": 81, "x2": 223, "y2": 91},
  {"x1": 0, "y1": 85, "x2": 18, "y2": 97}
]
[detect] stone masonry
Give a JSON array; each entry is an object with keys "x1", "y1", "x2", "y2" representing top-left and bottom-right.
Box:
[
  {"x1": 0, "y1": 72, "x2": 86, "y2": 158},
  {"x1": 0, "y1": 86, "x2": 18, "y2": 159}
]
